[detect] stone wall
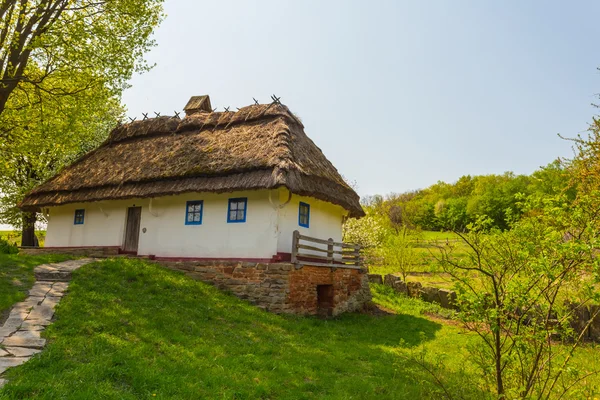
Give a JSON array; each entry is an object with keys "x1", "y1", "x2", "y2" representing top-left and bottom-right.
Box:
[
  {"x1": 288, "y1": 266, "x2": 371, "y2": 316},
  {"x1": 19, "y1": 247, "x2": 119, "y2": 257},
  {"x1": 370, "y1": 273, "x2": 600, "y2": 342},
  {"x1": 160, "y1": 260, "x2": 371, "y2": 316},
  {"x1": 369, "y1": 273, "x2": 458, "y2": 310}
]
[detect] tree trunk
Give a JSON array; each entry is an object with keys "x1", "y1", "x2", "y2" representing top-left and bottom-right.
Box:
[
  {"x1": 20, "y1": 212, "x2": 38, "y2": 247},
  {"x1": 495, "y1": 323, "x2": 504, "y2": 396}
]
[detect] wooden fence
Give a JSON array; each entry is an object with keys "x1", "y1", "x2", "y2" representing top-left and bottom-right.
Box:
[{"x1": 290, "y1": 230, "x2": 362, "y2": 269}]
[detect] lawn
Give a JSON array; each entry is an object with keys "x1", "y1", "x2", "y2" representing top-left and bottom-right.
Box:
[
  {"x1": 0, "y1": 258, "x2": 487, "y2": 400},
  {"x1": 0, "y1": 253, "x2": 74, "y2": 320},
  {"x1": 0, "y1": 258, "x2": 598, "y2": 399},
  {"x1": 369, "y1": 230, "x2": 470, "y2": 279},
  {"x1": 0, "y1": 231, "x2": 46, "y2": 248}
]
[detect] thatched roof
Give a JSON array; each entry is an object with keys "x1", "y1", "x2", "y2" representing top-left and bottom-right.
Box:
[{"x1": 20, "y1": 99, "x2": 364, "y2": 218}]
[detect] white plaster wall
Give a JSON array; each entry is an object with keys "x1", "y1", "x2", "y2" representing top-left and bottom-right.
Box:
[
  {"x1": 44, "y1": 188, "x2": 348, "y2": 259},
  {"x1": 137, "y1": 191, "x2": 279, "y2": 259},
  {"x1": 275, "y1": 188, "x2": 347, "y2": 254},
  {"x1": 45, "y1": 201, "x2": 128, "y2": 247}
]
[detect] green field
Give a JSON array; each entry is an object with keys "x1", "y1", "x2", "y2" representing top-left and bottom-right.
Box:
[
  {"x1": 0, "y1": 257, "x2": 598, "y2": 398},
  {"x1": 369, "y1": 231, "x2": 469, "y2": 288}
]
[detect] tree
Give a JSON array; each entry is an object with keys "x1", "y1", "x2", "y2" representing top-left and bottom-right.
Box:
[
  {"x1": 0, "y1": 0, "x2": 163, "y2": 134},
  {"x1": 0, "y1": 69, "x2": 122, "y2": 245},
  {"x1": 0, "y1": 0, "x2": 163, "y2": 245},
  {"x1": 343, "y1": 207, "x2": 388, "y2": 266},
  {"x1": 380, "y1": 226, "x2": 420, "y2": 282},
  {"x1": 437, "y1": 191, "x2": 600, "y2": 398}
]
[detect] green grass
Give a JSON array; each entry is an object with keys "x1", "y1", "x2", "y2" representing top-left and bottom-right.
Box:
[
  {"x1": 0, "y1": 231, "x2": 46, "y2": 247},
  {"x1": 419, "y1": 231, "x2": 463, "y2": 241},
  {"x1": 0, "y1": 258, "x2": 598, "y2": 398},
  {"x1": 0, "y1": 253, "x2": 74, "y2": 318},
  {"x1": 0, "y1": 258, "x2": 486, "y2": 400},
  {"x1": 369, "y1": 230, "x2": 475, "y2": 292}
]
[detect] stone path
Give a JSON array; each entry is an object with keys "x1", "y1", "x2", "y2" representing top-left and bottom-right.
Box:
[{"x1": 0, "y1": 258, "x2": 94, "y2": 388}]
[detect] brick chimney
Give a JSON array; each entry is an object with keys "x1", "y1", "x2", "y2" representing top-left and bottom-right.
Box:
[{"x1": 183, "y1": 95, "x2": 212, "y2": 116}]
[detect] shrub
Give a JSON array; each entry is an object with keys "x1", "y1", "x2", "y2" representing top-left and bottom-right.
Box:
[{"x1": 0, "y1": 237, "x2": 18, "y2": 254}]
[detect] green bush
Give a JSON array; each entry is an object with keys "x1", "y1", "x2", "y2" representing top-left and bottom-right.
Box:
[{"x1": 0, "y1": 237, "x2": 18, "y2": 254}]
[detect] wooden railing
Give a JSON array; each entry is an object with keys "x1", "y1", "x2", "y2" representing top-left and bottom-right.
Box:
[{"x1": 290, "y1": 230, "x2": 362, "y2": 269}]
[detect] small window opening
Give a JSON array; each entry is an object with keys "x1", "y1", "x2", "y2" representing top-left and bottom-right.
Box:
[
  {"x1": 74, "y1": 209, "x2": 85, "y2": 225},
  {"x1": 227, "y1": 198, "x2": 247, "y2": 223},
  {"x1": 299, "y1": 202, "x2": 310, "y2": 228},
  {"x1": 185, "y1": 200, "x2": 203, "y2": 225}
]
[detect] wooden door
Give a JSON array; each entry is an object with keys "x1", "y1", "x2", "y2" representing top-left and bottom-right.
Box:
[{"x1": 123, "y1": 206, "x2": 142, "y2": 253}]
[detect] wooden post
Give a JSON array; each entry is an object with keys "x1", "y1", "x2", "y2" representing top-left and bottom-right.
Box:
[
  {"x1": 291, "y1": 230, "x2": 299, "y2": 265},
  {"x1": 327, "y1": 238, "x2": 334, "y2": 265}
]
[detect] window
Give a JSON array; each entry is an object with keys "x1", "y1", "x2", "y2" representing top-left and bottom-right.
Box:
[
  {"x1": 227, "y1": 198, "x2": 247, "y2": 223},
  {"x1": 74, "y1": 209, "x2": 85, "y2": 225},
  {"x1": 299, "y1": 202, "x2": 310, "y2": 228},
  {"x1": 185, "y1": 200, "x2": 203, "y2": 225}
]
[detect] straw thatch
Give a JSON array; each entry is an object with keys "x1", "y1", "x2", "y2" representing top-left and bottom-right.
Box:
[{"x1": 20, "y1": 102, "x2": 364, "y2": 217}]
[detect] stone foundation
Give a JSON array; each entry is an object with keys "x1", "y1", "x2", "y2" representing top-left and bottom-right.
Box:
[
  {"x1": 19, "y1": 247, "x2": 119, "y2": 257},
  {"x1": 160, "y1": 260, "x2": 371, "y2": 316}
]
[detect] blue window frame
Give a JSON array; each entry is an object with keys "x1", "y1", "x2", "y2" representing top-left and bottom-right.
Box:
[
  {"x1": 185, "y1": 200, "x2": 203, "y2": 225},
  {"x1": 299, "y1": 202, "x2": 310, "y2": 228},
  {"x1": 227, "y1": 198, "x2": 247, "y2": 223},
  {"x1": 74, "y1": 209, "x2": 85, "y2": 225}
]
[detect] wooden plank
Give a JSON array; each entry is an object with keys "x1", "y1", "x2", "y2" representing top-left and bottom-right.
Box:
[
  {"x1": 296, "y1": 252, "x2": 339, "y2": 262},
  {"x1": 297, "y1": 244, "x2": 328, "y2": 253},
  {"x1": 291, "y1": 230, "x2": 300, "y2": 264},
  {"x1": 297, "y1": 233, "x2": 360, "y2": 249},
  {"x1": 296, "y1": 261, "x2": 363, "y2": 270},
  {"x1": 297, "y1": 234, "x2": 332, "y2": 246},
  {"x1": 297, "y1": 245, "x2": 355, "y2": 256},
  {"x1": 295, "y1": 252, "x2": 360, "y2": 265}
]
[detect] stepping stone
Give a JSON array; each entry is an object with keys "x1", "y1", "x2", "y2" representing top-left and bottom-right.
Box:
[
  {"x1": 41, "y1": 296, "x2": 61, "y2": 310},
  {"x1": 4, "y1": 347, "x2": 42, "y2": 357},
  {"x1": 24, "y1": 296, "x2": 45, "y2": 305},
  {"x1": 19, "y1": 323, "x2": 45, "y2": 331},
  {"x1": 20, "y1": 319, "x2": 51, "y2": 328},
  {"x1": 28, "y1": 283, "x2": 52, "y2": 297},
  {"x1": 1, "y1": 317, "x2": 25, "y2": 331},
  {"x1": 34, "y1": 271, "x2": 71, "y2": 282},
  {"x1": 0, "y1": 326, "x2": 18, "y2": 338},
  {"x1": 0, "y1": 357, "x2": 29, "y2": 372},
  {"x1": 8, "y1": 309, "x2": 30, "y2": 321},
  {"x1": 11, "y1": 330, "x2": 41, "y2": 339},
  {"x1": 27, "y1": 305, "x2": 54, "y2": 321},
  {"x1": 52, "y1": 282, "x2": 69, "y2": 292},
  {"x1": 34, "y1": 264, "x2": 58, "y2": 274},
  {"x1": 0, "y1": 259, "x2": 95, "y2": 377},
  {"x1": 47, "y1": 287, "x2": 65, "y2": 297},
  {"x1": 1, "y1": 336, "x2": 46, "y2": 348}
]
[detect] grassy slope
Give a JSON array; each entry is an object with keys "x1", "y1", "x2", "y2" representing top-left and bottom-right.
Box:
[
  {"x1": 0, "y1": 253, "x2": 73, "y2": 318},
  {"x1": 0, "y1": 258, "x2": 485, "y2": 400}
]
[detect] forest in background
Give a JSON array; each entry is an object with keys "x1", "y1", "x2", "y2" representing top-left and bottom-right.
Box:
[{"x1": 358, "y1": 159, "x2": 575, "y2": 233}]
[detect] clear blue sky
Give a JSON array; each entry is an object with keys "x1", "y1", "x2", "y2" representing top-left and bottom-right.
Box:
[{"x1": 122, "y1": 0, "x2": 600, "y2": 198}]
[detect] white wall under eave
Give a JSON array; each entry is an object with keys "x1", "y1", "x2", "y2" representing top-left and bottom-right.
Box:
[
  {"x1": 45, "y1": 201, "x2": 128, "y2": 247},
  {"x1": 137, "y1": 191, "x2": 279, "y2": 259},
  {"x1": 275, "y1": 188, "x2": 347, "y2": 254},
  {"x1": 44, "y1": 189, "x2": 347, "y2": 259}
]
